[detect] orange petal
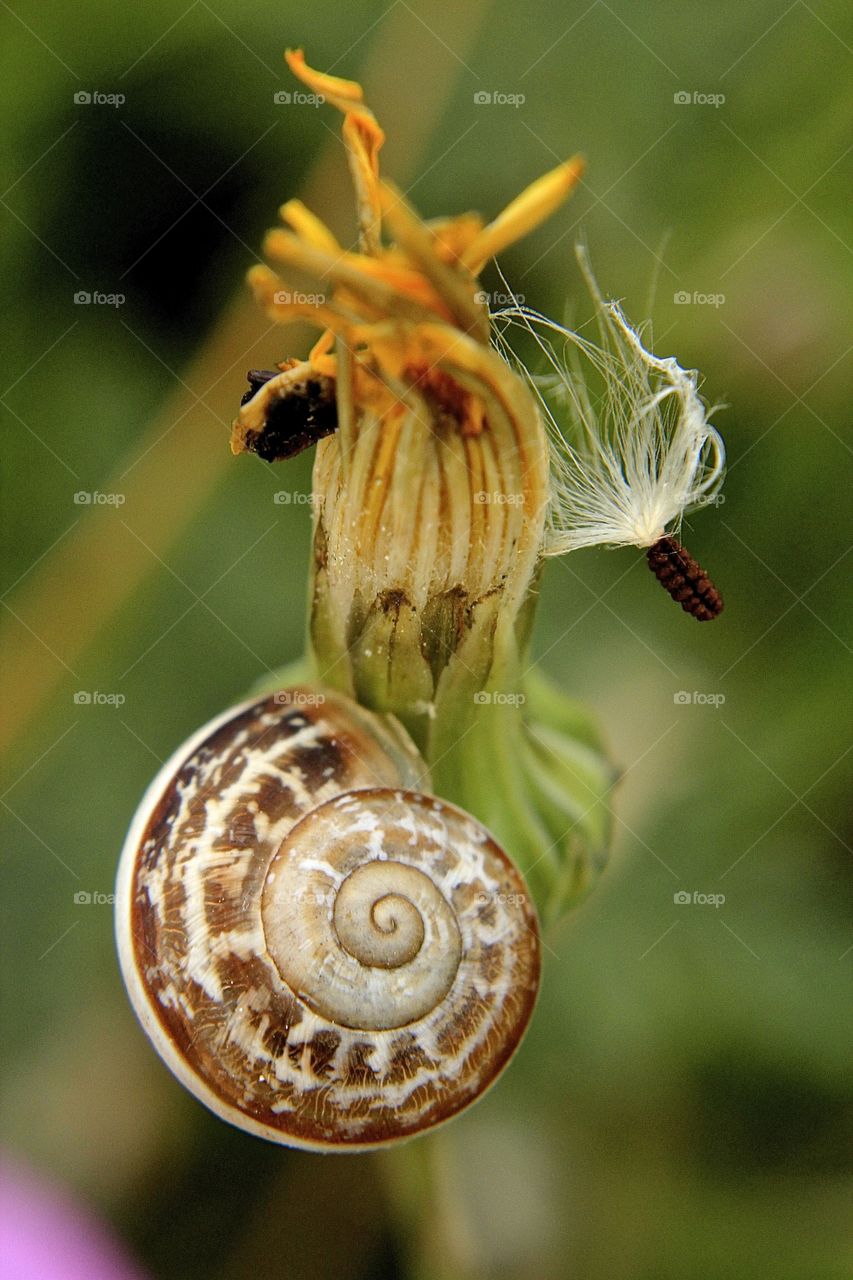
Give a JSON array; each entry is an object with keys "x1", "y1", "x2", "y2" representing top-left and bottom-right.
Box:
[
  {"x1": 279, "y1": 199, "x2": 341, "y2": 253},
  {"x1": 378, "y1": 181, "x2": 487, "y2": 340},
  {"x1": 285, "y1": 49, "x2": 365, "y2": 112},
  {"x1": 425, "y1": 213, "x2": 485, "y2": 266},
  {"x1": 286, "y1": 50, "x2": 385, "y2": 254},
  {"x1": 341, "y1": 112, "x2": 385, "y2": 254},
  {"x1": 461, "y1": 155, "x2": 585, "y2": 273}
]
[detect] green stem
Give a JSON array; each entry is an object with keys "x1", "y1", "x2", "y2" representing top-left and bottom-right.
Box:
[{"x1": 379, "y1": 1137, "x2": 488, "y2": 1280}]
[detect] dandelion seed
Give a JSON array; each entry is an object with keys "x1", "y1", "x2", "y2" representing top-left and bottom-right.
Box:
[{"x1": 493, "y1": 246, "x2": 725, "y2": 619}]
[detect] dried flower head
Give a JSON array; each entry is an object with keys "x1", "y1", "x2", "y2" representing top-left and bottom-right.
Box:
[{"x1": 234, "y1": 49, "x2": 586, "y2": 743}]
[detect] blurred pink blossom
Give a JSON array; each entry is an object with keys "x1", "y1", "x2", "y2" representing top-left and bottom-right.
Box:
[{"x1": 0, "y1": 1156, "x2": 148, "y2": 1280}]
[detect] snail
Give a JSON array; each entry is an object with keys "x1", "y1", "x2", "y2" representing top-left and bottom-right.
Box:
[{"x1": 115, "y1": 687, "x2": 540, "y2": 1151}]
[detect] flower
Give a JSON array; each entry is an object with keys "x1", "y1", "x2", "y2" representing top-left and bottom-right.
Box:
[
  {"x1": 234, "y1": 49, "x2": 586, "y2": 752},
  {"x1": 0, "y1": 1156, "x2": 147, "y2": 1280}
]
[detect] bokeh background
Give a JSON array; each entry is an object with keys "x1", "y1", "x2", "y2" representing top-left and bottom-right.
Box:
[{"x1": 1, "y1": 1, "x2": 851, "y2": 1277}]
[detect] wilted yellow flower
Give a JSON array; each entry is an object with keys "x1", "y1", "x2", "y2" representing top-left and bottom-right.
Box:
[{"x1": 233, "y1": 49, "x2": 584, "y2": 753}]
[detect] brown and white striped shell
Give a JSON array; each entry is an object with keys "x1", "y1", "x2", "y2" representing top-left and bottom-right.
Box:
[{"x1": 115, "y1": 688, "x2": 540, "y2": 1150}]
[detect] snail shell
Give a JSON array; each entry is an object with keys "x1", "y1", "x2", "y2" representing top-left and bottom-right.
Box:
[{"x1": 115, "y1": 688, "x2": 540, "y2": 1150}]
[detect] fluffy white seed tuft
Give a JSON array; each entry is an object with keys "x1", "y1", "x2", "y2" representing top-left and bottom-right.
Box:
[{"x1": 492, "y1": 246, "x2": 725, "y2": 553}]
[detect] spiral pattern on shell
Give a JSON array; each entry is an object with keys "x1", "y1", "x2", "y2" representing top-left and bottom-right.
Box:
[{"x1": 116, "y1": 688, "x2": 540, "y2": 1150}]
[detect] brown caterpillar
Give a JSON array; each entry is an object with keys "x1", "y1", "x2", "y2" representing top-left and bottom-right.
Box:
[{"x1": 646, "y1": 535, "x2": 724, "y2": 621}]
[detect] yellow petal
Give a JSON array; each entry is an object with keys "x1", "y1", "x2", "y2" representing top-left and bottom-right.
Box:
[
  {"x1": 341, "y1": 112, "x2": 385, "y2": 255},
  {"x1": 425, "y1": 213, "x2": 485, "y2": 265},
  {"x1": 279, "y1": 199, "x2": 341, "y2": 253},
  {"x1": 246, "y1": 263, "x2": 343, "y2": 331},
  {"x1": 378, "y1": 181, "x2": 487, "y2": 341},
  {"x1": 309, "y1": 328, "x2": 336, "y2": 371},
  {"x1": 262, "y1": 228, "x2": 453, "y2": 324},
  {"x1": 286, "y1": 50, "x2": 385, "y2": 254},
  {"x1": 461, "y1": 155, "x2": 585, "y2": 273},
  {"x1": 285, "y1": 49, "x2": 365, "y2": 112}
]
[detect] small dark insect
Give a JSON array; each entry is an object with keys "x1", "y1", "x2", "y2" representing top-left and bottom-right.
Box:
[
  {"x1": 240, "y1": 369, "x2": 280, "y2": 406},
  {"x1": 234, "y1": 367, "x2": 338, "y2": 462},
  {"x1": 646, "y1": 535, "x2": 724, "y2": 621}
]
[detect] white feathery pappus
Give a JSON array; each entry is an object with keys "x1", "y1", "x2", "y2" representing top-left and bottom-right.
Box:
[{"x1": 492, "y1": 245, "x2": 725, "y2": 620}]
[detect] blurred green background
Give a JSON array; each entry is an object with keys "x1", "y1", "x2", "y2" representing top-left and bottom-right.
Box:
[{"x1": 1, "y1": 1, "x2": 850, "y2": 1277}]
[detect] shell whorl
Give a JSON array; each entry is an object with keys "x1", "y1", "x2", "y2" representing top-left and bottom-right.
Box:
[{"x1": 116, "y1": 688, "x2": 540, "y2": 1150}]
